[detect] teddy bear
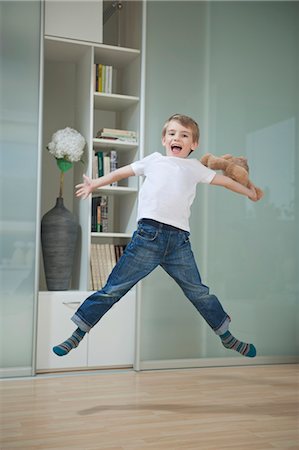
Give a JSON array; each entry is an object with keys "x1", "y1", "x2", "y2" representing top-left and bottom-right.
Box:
[{"x1": 200, "y1": 153, "x2": 263, "y2": 200}]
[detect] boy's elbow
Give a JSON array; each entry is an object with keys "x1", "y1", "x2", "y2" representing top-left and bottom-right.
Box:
[{"x1": 210, "y1": 174, "x2": 230, "y2": 188}]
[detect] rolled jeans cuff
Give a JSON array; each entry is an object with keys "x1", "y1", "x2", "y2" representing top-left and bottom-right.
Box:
[
  {"x1": 71, "y1": 313, "x2": 91, "y2": 333},
  {"x1": 214, "y1": 316, "x2": 231, "y2": 336}
]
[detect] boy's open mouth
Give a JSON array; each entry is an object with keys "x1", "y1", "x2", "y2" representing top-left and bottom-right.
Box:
[{"x1": 171, "y1": 145, "x2": 182, "y2": 153}]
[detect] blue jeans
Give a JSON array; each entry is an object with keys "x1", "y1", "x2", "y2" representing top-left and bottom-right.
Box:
[{"x1": 72, "y1": 219, "x2": 230, "y2": 334}]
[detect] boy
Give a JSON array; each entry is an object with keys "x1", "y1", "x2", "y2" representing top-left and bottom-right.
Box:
[{"x1": 53, "y1": 114, "x2": 259, "y2": 358}]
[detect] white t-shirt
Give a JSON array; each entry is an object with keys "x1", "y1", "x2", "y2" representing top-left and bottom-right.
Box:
[{"x1": 131, "y1": 152, "x2": 216, "y2": 231}]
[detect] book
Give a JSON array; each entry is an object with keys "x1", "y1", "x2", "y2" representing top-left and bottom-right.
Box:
[
  {"x1": 96, "y1": 204, "x2": 102, "y2": 232},
  {"x1": 100, "y1": 196, "x2": 109, "y2": 232},
  {"x1": 96, "y1": 151, "x2": 104, "y2": 177},
  {"x1": 96, "y1": 128, "x2": 137, "y2": 142},
  {"x1": 91, "y1": 197, "x2": 102, "y2": 232},
  {"x1": 89, "y1": 243, "x2": 127, "y2": 290},
  {"x1": 97, "y1": 244, "x2": 106, "y2": 288},
  {"x1": 90, "y1": 244, "x2": 99, "y2": 290},
  {"x1": 109, "y1": 243, "x2": 116, "y2": 267},
  {"x1": 110, "y1": 150, "x2": 118, "y2": 186},
  {"x1": 91, "y1": 195, "x2": 108, "y2": 232},
  {"x1": 94, "y1": 150, "x2": 118, "y2": 185},
  {"x1": 94, "y1": 64, "x2": 113, "y2": 94},
  {"x1": 103, "y1": 154, "x2": 110, "y2": 177},
  {"x1": 92, "y1": 153, "x2": 98, "y2": 179},
  {"x1": 99, "y1": 127, "x2": 136, "y2": 136}
]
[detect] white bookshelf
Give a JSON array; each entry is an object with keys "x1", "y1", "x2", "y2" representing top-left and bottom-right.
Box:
[{"x1": 38, "y1": 0, "x2": 144, "y2": 372}]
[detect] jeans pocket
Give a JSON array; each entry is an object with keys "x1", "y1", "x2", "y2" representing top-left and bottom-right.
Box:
[
  {"x1": 137, "y1": 224, "x2": 158, "y2": 241},
  {"x1": 181, "y1": 231, "x2": 190, "y2": 245}
]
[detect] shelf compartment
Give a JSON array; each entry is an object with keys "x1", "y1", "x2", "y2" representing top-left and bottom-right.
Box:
[
  {"x1": 44, "y1": 36, "x2": 140, "y2": 67},
  {"x1": 94, "y1": 92, "x2": 139, "y2": 111},
  {"x1": 44, "y1": 37, "x2": 90, "y2": 63}
]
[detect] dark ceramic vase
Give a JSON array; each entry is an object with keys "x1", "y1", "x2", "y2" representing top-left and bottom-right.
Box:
[{"x1": 41, "y1": 197, "x2": 78, "y2": 291}]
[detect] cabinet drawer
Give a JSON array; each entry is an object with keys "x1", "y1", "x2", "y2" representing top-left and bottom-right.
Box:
[{"x1": 36, "y1": 291, "x2": 89, "y2": 371}]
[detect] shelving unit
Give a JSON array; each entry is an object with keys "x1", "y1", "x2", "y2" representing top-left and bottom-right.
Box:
[{"x1": 37, "y1": 0, "x2": 144, "y2": 372}]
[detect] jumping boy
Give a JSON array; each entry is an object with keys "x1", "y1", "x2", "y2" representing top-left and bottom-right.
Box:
[{"x1": 53, "y1": 114, "x2": 260, "y2": 358}]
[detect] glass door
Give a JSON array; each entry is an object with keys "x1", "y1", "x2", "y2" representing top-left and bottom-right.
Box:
[
  {"x1": 0, "y1": 1, "x2": 42, "y2": 377},
  {"x1": 136, "y1": 0, "x2": 299, "y2": 370}
]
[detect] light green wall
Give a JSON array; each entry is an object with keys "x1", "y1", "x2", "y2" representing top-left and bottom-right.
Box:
[
  {"x1": 140, "y1": 1, "x2": 299, "y2": 362},
  {"x1": 0, "y1": 1, "x2": 41, "y2": 376}
]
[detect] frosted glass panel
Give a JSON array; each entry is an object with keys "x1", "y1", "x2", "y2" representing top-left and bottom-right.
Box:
[
  {"x1": 202, "y1": 1, "x2": 299, "y2": 359},
  {"x1": 139, "y1": 1, "x2": 211, "y2": 362},
  {"x1": 0, "y1": 1, "x2": 41, "y2": 377},
  {"x1": 139, "y1": 1, "x2": 299, "y2": 365}
]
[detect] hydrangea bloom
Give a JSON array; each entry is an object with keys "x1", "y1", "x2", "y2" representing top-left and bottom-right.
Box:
[{"x1": 47, "y1": 127, "x2": 85, "y2": 162}]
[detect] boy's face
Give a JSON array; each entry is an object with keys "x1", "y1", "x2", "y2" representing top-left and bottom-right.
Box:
[{"x1": 162, "y1": 120, "x2": 198, "y2": 158}]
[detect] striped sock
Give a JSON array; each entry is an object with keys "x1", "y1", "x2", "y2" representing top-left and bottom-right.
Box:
[
  {"x1": 220, "y1": 331, "x2": 256, "y2": 358},
  {"x1": 53, "y1": 328, "x2": 86, "y2": 356}
]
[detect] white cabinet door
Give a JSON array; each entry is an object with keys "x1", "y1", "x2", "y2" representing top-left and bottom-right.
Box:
[
  {"x1": 36, "y1": 289, "x2": 136, "y2": 371},
  {"x1": 45, "y1": 0, "x2": 103, "y2": 44},
  {"x1": 36, "y1": 291, "x2": 89, "y2": 371},
  {"x1": 87, "y1": 289, "x2": 136, "y2": 367}
]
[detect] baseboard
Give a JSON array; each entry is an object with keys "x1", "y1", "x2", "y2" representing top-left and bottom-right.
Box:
[
  {"x1": 138, "y1": 355, "x2": 299, "y2": 371},
  {"x1": 0, "y1": 367, "x2": 33, "y2": 379}
]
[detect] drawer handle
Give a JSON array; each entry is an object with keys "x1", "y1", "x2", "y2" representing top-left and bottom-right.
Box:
[
  {"x1": 63, "y1": 301, "x2": 81, "y2": 305},
  {"x1": 62, "y1": 301, "x2": 81, "y2": 310}
]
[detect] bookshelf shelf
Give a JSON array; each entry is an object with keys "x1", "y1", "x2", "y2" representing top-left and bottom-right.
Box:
[
  {"x1": 93, "y1": 44, "x2": 140, "y2": 68},
  {"x1": 91, "y1": 232, "x2": 132, "y2": 239},
  {"x1": 96, "y1": 186, "x2": 138, "y2": 195},
  {"x1": 94, "y1": 92, "x2": 139, "y2": 111},
  {"x1": 93, "y1": 138, "x2": 138, "y2": 151}
]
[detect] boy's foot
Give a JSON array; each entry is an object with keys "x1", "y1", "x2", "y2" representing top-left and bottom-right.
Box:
[
  {"x1": 53, "y1": 328, "x2": 86, "y2": 356},
  {"x1": 220, "y1": 331, "x2": 256, "y2": 358}
]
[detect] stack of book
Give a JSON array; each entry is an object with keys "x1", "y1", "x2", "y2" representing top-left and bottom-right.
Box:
[
  {"x1": 90, "y1": 243, "x2": 126, "y2": 290},
  {"x1": 94, "y1": 64, "x2": 113, "y2": 94},
  {"x1": 91, "y1": 196, "x2": 108, "y2": 232},
  {"x1": 96, "y1": 128, "x2": 137, "y2": 143},
  {"x1": 92, "y1": 150, "x2": 118, "y2": 186}
]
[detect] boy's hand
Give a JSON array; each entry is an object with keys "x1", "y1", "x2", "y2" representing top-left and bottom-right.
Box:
[
  {"x1": 248, "y1": 184, "x2": 258, "y2": 202},
  {"x1": 75, "y1": 174, "x2": 95, "y2": 199}
]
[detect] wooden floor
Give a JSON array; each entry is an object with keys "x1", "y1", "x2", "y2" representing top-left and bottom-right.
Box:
[{"x1": 0, "y1": 364, "x2": 298, "y2": 450}]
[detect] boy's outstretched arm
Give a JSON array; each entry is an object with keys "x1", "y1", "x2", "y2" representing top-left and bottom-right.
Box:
[
  {"x1": 75, "y1": 164, "x2": 135, "y2": 199},
  {"x1": 210, "y1": 174, "x2": 258, "y2": 201}
]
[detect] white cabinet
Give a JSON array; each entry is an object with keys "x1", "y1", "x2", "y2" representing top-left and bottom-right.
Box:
[
  {"x1": 36, "y1": 290, "x2": 136, "y2": 371},
  {"x1": 36, "y1": 291, "x2": 88, "y2": 371},
  {"x1": 45, "y1": 0, "x2": 103, "y2": 44},
  {"x1": 87, "y1": 289, "x2": 136, "y2": 367}
]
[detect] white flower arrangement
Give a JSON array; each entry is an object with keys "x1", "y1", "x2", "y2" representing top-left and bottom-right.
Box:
[
  {"x1": 47, "y1": 127, "x2": 85, "y2": 162},
  {"x1": 47, "y1": 127, "x2": 86, "y2": 197}
]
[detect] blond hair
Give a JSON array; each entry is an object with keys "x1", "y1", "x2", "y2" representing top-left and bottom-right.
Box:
[{"x1": 162, "y1": 114, "x2": 200, "y2": 144}]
